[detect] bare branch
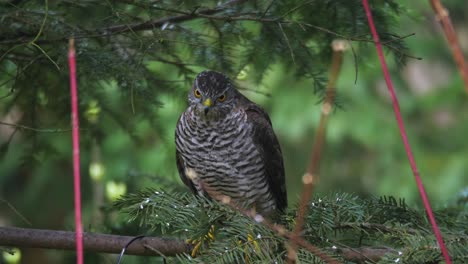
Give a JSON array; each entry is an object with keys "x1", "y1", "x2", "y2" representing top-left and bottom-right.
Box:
[
  {"x1": 0, "y1": 121, "x2": 76, "y2": 133},
  {"x1": 429, "y1": 0, "x2": 468, "y2": 93},
  {"x1": 287, "y1": 40, "x2": 347, "y2": 263},
  {"x1": 0, "y1": 227, "x2": 188, "y2": 257}
]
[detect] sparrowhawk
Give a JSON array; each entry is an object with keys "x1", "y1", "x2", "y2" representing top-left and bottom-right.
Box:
[{"x1": 175, "y1": 70, "x2": 287, "y2": 218}]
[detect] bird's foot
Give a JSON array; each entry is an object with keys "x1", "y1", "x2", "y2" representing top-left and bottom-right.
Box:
[
  {"x1": 186, "y1": 224, "x2": 216, "y2": 257},
  {"x1": 236, "y1": 232, "x2": 261, "y2": 263}
]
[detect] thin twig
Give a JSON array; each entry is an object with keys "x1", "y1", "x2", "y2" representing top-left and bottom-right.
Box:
[
  {"x1": 429, "y1": 0, "x2": 468, "y2": 93},
  {"x1": 68, "y1": 38, "x2": 84, "y2": 264},
  {"x1": 381, "y1": 32, "x2": 416, "y2": 44},
  {"x1": 278, "y1": 22, "x2": 296, "y2": 65},
  {"x1": 287, "y1": 39, "x2": 347, "y2": 263},
  {"x1": 362, "y1": 1, "x2": 452, "y2": 263},
  {"x1": 0, "y1": 121, "x2": 76, "y2": 133},
  {"x1": 0, "y1": 198, "x2": 32, "y2": 227},
  {"x1": 335, "y1": 222, "x2": 419, "y2": 235},
  {"x1": 336, "y1": 246, "x2": 396, "y2": 263}
]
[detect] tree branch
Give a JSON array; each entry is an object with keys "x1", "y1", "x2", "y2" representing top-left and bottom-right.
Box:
[
  {"x1": 0, "y1": 0, "x2": 245, "y2": 45},
  {"x1": 0, "y1": 1, "x2": 417, "y2": 64},
  {"x1": 0, "y1": 227, "x2": 188, "y2": 257},
  {"x1": 0, "y1": 226, "x2": 396, "y2": 262}
]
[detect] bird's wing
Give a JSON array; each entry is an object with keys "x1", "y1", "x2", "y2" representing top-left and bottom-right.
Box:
[
  {"x1": 175, "y1": 114, "x2": 198, "y2": 194},
  {"x1": 176, "y1": 148, "x2": 198, "y2": 194},
  {"x1": 244, "y1": 103, "x2": 287, "y2": 213}
]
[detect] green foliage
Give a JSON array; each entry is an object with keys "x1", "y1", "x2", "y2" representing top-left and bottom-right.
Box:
[
  {"x1": 0, "y1": 0, "x2": 418, "y2": 231},
  {"x1": 1, "y1": 0, "x2": 468, "y2": 263},
  {"x1": 0, "y1": 0, "x2": 407, "y2": 143},
  {"x1": 116, "y1": 189, "x2": 468, "y2": 263}
]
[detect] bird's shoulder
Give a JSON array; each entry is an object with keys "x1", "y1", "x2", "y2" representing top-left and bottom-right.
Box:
[{"x1": 237, "y1": 94, "x2": 272, "y2": 127}]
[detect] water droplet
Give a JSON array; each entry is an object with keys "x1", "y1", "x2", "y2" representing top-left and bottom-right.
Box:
[{"x1": 161, "y1": 22, "x2": 170, "y2": 30}]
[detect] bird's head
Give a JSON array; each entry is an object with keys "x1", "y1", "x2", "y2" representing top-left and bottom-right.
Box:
[{"x1": 188, "y1": 70, "x2": 238, "y2": 120}]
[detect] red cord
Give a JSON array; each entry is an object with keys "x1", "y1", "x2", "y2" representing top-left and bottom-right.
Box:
[
  {"x1": 68, "y1": 39, "x2": 84, "y2": 264},
  {"x1": 361, "y1": 1, "x2": 452, "y2": 263}
]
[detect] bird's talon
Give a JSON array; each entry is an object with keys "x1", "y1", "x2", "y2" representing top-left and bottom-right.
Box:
[{"x1": 187, "y1": 225, "x2": 216, "y2": 257}]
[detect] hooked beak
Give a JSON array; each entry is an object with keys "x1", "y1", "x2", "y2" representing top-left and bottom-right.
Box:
[{"x1": 202, "y1": 98, "x2": 213, "y2": 114}]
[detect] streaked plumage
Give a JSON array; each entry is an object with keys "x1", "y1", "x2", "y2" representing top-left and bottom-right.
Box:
[{"x1": 175, "y1": 70, "x2": 286, "y2": 217}]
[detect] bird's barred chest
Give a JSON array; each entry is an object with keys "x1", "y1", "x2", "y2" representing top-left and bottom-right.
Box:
[{"x1": 175, "y1": 109, "x2": 269, "y2": 203}]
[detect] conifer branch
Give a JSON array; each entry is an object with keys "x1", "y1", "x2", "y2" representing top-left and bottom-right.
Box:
[
  {"x1": 0, "y1": 0, "x2": 245, "y2": 45},
  {"x1": 0, "y1": 2, "x2": 416, "y2": 64},
  {"x1": 0, "y1": 226, "x2": 401, "y2": 262}
]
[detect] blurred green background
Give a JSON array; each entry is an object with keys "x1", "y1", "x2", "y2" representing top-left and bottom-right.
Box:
[{"x1": 0, "y1": 0, "x2": 467, "y2": 263}]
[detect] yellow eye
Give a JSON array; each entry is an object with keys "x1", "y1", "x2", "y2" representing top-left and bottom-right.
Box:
[
  {"x1": 218, "y1": 94, "x2": 226, "y2": 102},
  {"x1": 194, "y1": 89, "x2": 202, "y2": 98}
]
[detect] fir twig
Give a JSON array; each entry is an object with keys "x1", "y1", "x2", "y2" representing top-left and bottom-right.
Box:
[{"x1": 278, "y1": 22, "x2": 296, "y2": 64}]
